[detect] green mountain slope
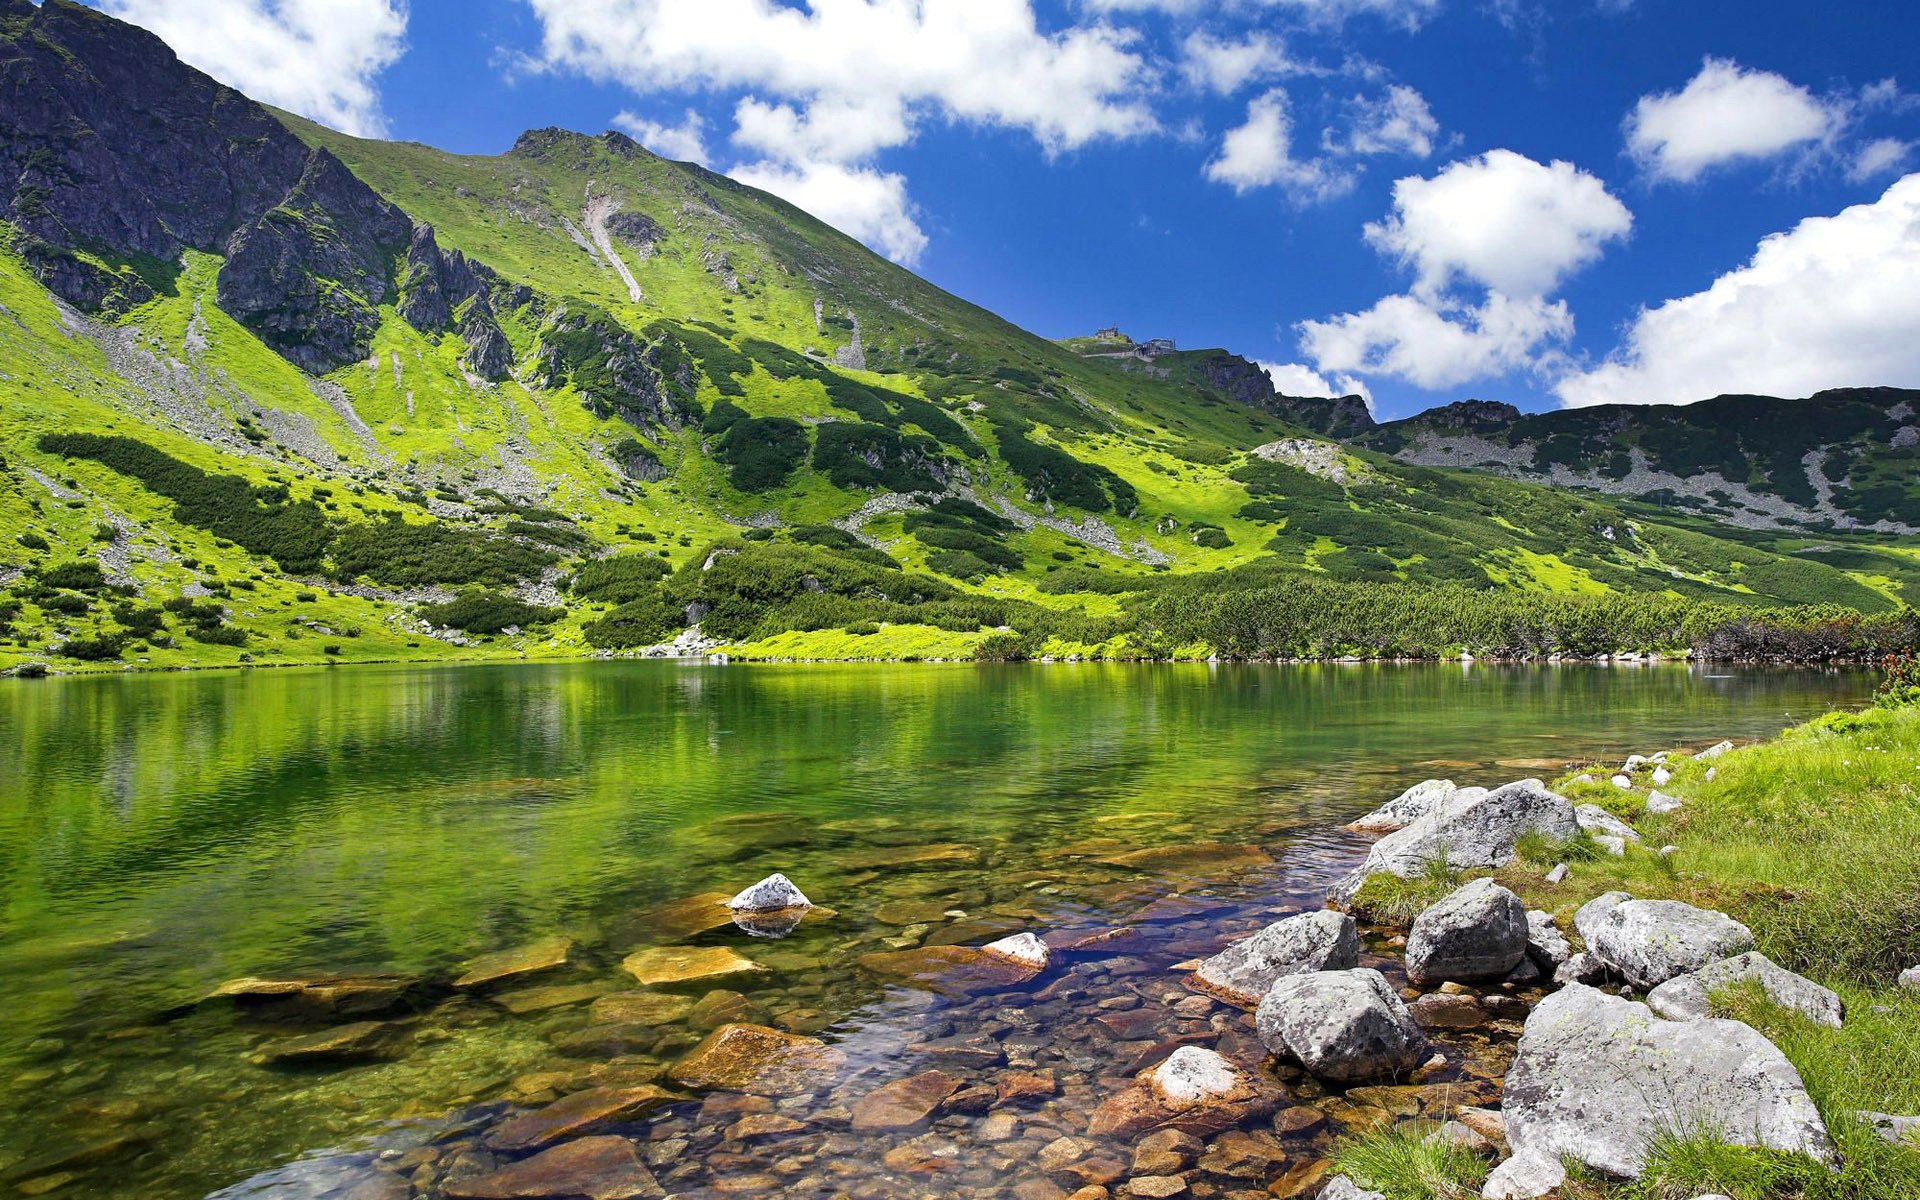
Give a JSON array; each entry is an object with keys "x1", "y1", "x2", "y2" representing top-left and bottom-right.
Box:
[{"x1": 0, "y1": 0, "x2": 1913, "y2": 672}]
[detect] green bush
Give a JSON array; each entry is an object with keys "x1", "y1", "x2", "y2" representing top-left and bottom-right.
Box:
[
  {"x1": 16, "y1": 532, "x2": 48, "y2": 551},
  {"x1": 571, "y1": 553, "x2": 673, "y2": 604},
  {"x1": 418, "y1": 589, "x2": 564, "y2": 634},
  {"x1": 583, "y1": 592, "x2": 684, "y2": 648},
  {"x1": 328, "y1": 517, "x2": 558, "y2": 587}
]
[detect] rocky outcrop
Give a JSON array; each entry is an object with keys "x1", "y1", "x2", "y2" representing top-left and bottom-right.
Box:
[
  {"x1": 1586, "y1": 898, "x2": 1756, "y2": 989},
  {"x1": 1645, "y1": 952, "x2": 1844, "y2": 1028},
  {"x1": 1501, "y1": 983, "x2": 1832, "y2": 1178},
  {"x1": 532, "y1": 306, "x2": 697, "y2": 433},
  {"x1": 1188, "y1": 910, "x2": 1359, "y2": 1007},
  {"x1": 1254, "y1": 968, "x2": 1426, "y2": 1083},
  {"x1": 1335, "y1": 779, "x2": 1578, "y2": 899},
  {"x1": 1405, "y1": 878, "x2": 1528, "y2": 985},
  {"x1": 397, "y1": 223, "x2": 514, "y2": 380}
]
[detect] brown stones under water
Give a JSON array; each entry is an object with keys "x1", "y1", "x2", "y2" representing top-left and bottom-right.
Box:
[
  {"x1": 445, "y1": 1135, "x2": 663, "y2": 1200},
  {"x1": 454, "y1": 936, "x2": 577, "y2": 990},
  {"x1": 667, "y1": 1023, "x2": 846, "y2": 1095},
  {"x1": 620, "y1": 946, "x2": 765, "y2": 988},
  {"x1": 486, "y1": 1086, "x2": 680, "y2": 1153},
  {"x1": 855, "y1": 945, "x2": 1046, "y2": 995}
]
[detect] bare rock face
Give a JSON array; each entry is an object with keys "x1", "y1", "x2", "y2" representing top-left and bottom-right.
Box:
[
  {"x1": 1501, "y1": 984, "x2": 1831, "y2": 1179},
  {"x1": 1405, "y1": 878, "x2": 1528, "y2": 985},
  {"x1": 1189, "y1": 911, "x2": 1359, "y2": 1007},
  {"x1": 1586, "y1": 899, "x2": 1756, "y2": 989},
  {"x1": 1254, "y1": 969, "x2": 1426, "y2": 1083},
  {"x1": 1645, "y1": 952, "x2": 1844, "y2": 1028}
]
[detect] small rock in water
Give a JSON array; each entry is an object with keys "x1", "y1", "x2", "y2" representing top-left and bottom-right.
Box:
[
  {"x1": 446, "y1": 1135, "x2": 663, "y2": 1199},
  {"x1": 980, "y1": 932, "x2": 1052, "y2": 971},
  {"x1": 1146, "y1": 1046, "x2": 1242, "y2": 1107},
  {"x1": 454, "y1": 936, "x2": 575, "y2": 990},
  {"x1": 670, "y1": 1023, "x2": 845, "y2": 1096},
  {"x1": 727, "y1": 873, "x2": 811, "y2": 913},
  {"x1": 850, "y1": 1070, "x2": 961, "y2": 1131},
  {"x1": 256, "y1": 1020, "x2": 407, "y2": 1064}
]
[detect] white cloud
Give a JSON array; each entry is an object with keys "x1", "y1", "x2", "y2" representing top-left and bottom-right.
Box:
[
  {"x1": 731, "y1": 159, "x2": 929, "y2": 266},
  {"x1": 1556, "y1": 173, "x2": 1920, "y2": 408},
  {"x1": 731, "y1": 95, "x2": 912, "y2": 165},
  {"x1": 1364, "y1": 149, "x2": 1632, "y2": 297},
  {"x1": 1179, "y1": 30, "x2": 1308, "y2": 96},
  {"x1": 100, "y1": 0, "x2": 407, "y2": 137},
  {"x1": 611, "y1": 108, "x2": 711, "y2": 164},
  {"x1": 1299, "y1": 292, "x2": 1572, "y2": 389},
  {"x1": 1084, "y1": 0, "x2": 1440, "y2": 31},
  {"x1": 1626, "y1": 58, "x2": 1842, "y2": 184},
  {"x1": 1259, "y1": 361, "x2": 1373, "y2": 406},
  {"x1": 1850, "y1": 137, "x2": 1914, "y2": 183},
  {"x1": 1335, "y1": 84, "x2": 1439, "y2": 158},
  {"x1": 1204, "y1": 90, "x2": 1355, "y2": 201}
]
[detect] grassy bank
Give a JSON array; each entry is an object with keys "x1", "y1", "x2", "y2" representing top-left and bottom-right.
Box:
[{"x1": 1340, "y1": 693, "x2": 1920, "y2": 1199}]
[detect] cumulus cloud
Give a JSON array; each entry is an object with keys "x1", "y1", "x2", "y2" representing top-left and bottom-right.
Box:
[
  {"x1": 100, "y1": 0, "x2": 407, "y2": 137},
  {"x1": 1297, "y1": 150, "x2": 1627, "y2": 390},
  {"x1": 520, "y1": 0, "x2": 1158, "y2": 262},
  {"x1": 1364, "y1": 149, "x2": 1632, "y2": 297},
  {"x1": 611, "y1": 109, "x2": 711, "y2": 164},
  {"x1": 731, "y1": 160, "x2": 929, "y2": 265},
  {"x1": 1299, "y1": 292, "x2": 1572, "y2": 390},
  {"x1": 1556, "y1": 173, "x2": 1920, "y2": 408},
  {"x1": 1260, "y1": 361, "x2": 1373, "y2": 406},
  {"x1": 1204, "y1": 90, "x2": 1355, "y2": 201},
  {"x1": 1626, "y1": 58, "x2": 1842, "y2": 184},
  {"x1": 1335, "y1": 84, "x2": 1440, "y2": 158},
  {"x1": 1179, "y1": 30, "x2": 1312, "y2": 96},
  {"x1": 1085, "y1": 0, "x2": 1440, "y2": 31}
]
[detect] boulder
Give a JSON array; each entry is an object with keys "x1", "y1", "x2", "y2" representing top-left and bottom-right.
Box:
[
  {"x1": 1188, "y1": 911, "x2": 1359, "y2": 1007},
  {"x1": 1554, "y1": 952, "x2": 1604, "y2": 986},
  {"x1": 850, "y1": 1070, "x2": 961, "y2": 1131},
  {"x1": 1610, "y1": 775, "x2": 1632, "y2": 789},
  {"x1": 1480, "y1": 1150, "x2": 1564, "y2": 1200},
  {"x1": 1898, "y1": 966, "x2": 1920, "y2": 991},
  {"x1": 1254, "y1": 969, "x2": 1426, "y2": 1083},
  {"x1": 1405, "y1": 879, "x2": 1528, "y2": 985},
  {"x1": 1500, "y1": 984, "x2": 1831, "y2": 1178},
  {"x1": 1587, "y1": 899, "x2": 1756, "y2": 989},
  {"x1": 1651, "y1": 767, "x2": 1673, "y2": 785},
  {"x1": 1333, "y1": 781, "x2": 1577, "y2": 899},
  {"x1": 1574, "y1": 805, "x2": 1640, "y2": 844},
  {"x1": 1572, "y1": 891, "x2": 1631, "y2": 946},
  {"x1": 1645, "y1": 952, "x2": 1843, "y2": 1028},
  {"x1": 1086, "y1": 1046, "x2": 1272, "y2": 1140},
  {"x1": 981, "y1": 932, "x2": 1052, "y2": 972},
  {"x1": 1523, "y1": 911, "x2": 1571, "y2": 974},
  {"x1": 669, "y1": 1023, "x2": 844, "y2": 1096},
  {"x1": 448, "y1": 1135, "x2": 663, "y2": 1200},
  {"x1": 727, "y1": 873, "x2": 810, "y2": 912},
  {"x1": 1346, "y1": 780, "x2": 1482, "y2": 833}
]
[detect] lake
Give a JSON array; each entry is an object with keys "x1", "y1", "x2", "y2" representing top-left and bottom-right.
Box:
[{"x1": 0, "y1": 660, "x2": 1871, "y2": 1199}]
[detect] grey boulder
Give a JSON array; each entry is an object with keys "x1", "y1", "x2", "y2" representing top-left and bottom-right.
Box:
[
  {"x1": 1588, "y1": 899, "x2": 1756, "y2": 989},
  {"x1": 1646, "y1": 952, "x2": 1843, "y2": 1028},
  {"x1": 1480, "y1": 1150, "x2": 1565, "y2": 1200},
  {"x1": 1573, "y1": 891, "x2": 1632, "y2": 946},
  {"x1": 1501, "y1": 983, "x2": 1832, "y2": 1178},
  {"x1": 1405, "y1": 878, "x2": 1529, "y2": 985},
  {"x1": 1333, "y1": 780, "x2": 1578, "y2": 900},
  {"x1": 727, "y1": 873, "x2": 811, "y2": 912},
  {"x1": 1524, "y1": 910, "x2": 1571, "y2": 974},
  {"x1": 1255, "y1": 968, "x2": 1426, "y2": 1083},
  {"x1": 1347, "y1": 780, "x2": 1484, "y2": 833},
  {"x1": 1647, "y1": 790, "x2": 1684, "y2": 815},
  {"x1": 1190, "y1": 910, "x2": 1359, "y2": 1007},
  {"x1": 1899, "y1": 966, "x2": 1920, "y2": 991},
  {"x1": 1575, "y1": 804, "x2": 1641, "y2": 844}
]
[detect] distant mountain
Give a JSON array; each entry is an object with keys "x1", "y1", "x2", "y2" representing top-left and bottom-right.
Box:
[{"x1": 1, "y1": 0, "x2": 1915, "y2": 670}]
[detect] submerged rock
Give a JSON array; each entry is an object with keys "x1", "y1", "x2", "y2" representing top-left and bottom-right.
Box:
[
  {"x1": 856, "y1": 945, "x2": 1045, "y2": 995},
  {"x1": 487, "y1": 1085, "x2": 679, "y2": 1152},
  {"x1": 621, "y1": 946, "x2": 765, "y2": 988},
  {"x1": 669, "y1": 1023, "x2": 844, "y2": 1096},
  {"x1": 256, "y1": 1020, "x2": 408, "y2": 1064},
  {"x1": 448, "y1": 1135, "x2": 663, "y2": 1199},
  {"x1": 1254, "y1": 968, "x2": 1425, "y2": 1083},
  {"x1": 1645, "y1": 952, "x2": 1844, "y2": 1028},
  {"x1": 1188, "y1": 910, "x2": 1359, "y2": 1007},
  {"x1": 1087, "y1": 1046, "x2": 1272, "y2": 1140},
  {"x1": 455, "y1": 936, "x2": 576, "y2": 990},
  {"x1": 1586, "y1": 899, "x2": 1756, "y2": 989},
  {"x1": 1405, "y1": 878, "x2": 1528, "y2": 985},
  {"x1": 203, "y1": 974, "x2": 414, "y2": 1019},
  {"x1": 1096, "y1": 842, "x2": 1274, "y2": 876},
  {"x1": 726, "y1": 873, "x2": 811, "y2": 912},
  {"x1": 850, "y1": 1069, "x2": 962, "y2": 1131},
  {"x1": 1501, "y1": 983, "x2": 1831, "y2": 1178}
]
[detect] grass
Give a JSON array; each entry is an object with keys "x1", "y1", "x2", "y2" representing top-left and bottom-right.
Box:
[{"x1": 1331, "y1": 1122, "x2": 1489, "y2": 1200}]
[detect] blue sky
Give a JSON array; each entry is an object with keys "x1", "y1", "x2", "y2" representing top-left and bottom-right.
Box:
[{"x1": 91, "y1": 0, "x2": 1920, "y2": 421}]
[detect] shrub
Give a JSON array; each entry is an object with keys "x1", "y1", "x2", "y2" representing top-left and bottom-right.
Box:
[
  {"x1": 16, "y1": 532, "x2": 48, "y2": 551},
  {"x1": 572, "y1": 553, "x2": 673, "y2": 604},
  {"x1": 418, "y1": 589, "x2": 565, "y2": 634},
  {"x1": 58, "y1": 633, "x2": 127, "y2": 661},
  {"x1": 328, "y1": 517, "x2": 558, "y2": 587},
  {"x1": 186, "y1": 623, "x2": 248, "y2": 646},
  {"x1": 583, "y1": 592, "x2": 684, "y2": 648}
]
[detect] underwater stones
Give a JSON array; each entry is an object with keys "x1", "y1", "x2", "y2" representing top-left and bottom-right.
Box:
[
  {"x1": 629, "y1": 893, "x2": 736, "y2": 942},
  {"x1": 486, "y1": 1086, "x2": 680, "y2": 1152},
  {"x1": 1405, "y1": 879, "x2": 1529, "y2": 985},
  {"x1": 841, "y1": 843, "x2": 982, "y2": 869},
  {"x1": 669, "y1": 1023, "x2": 845, "y2": 1096},
  {"x1": 980, "y1": 932, "x2": 1052, "y2": 971},
  {"x1": 856, "y1": 945, "x2": 1045, "y2": 995},
  {"x1": 1254, "y1": 969, "x2": 1425, "y2": 1083},
  {"x1": 1095, "y1": 843, "x2": 1274, "y2": 876},
  {"x1": 622, "y1": 946, "x2": 765, "y2": 989},
  {"x1": 493, "y1": 983, "x2": 604, "y2": 1015},
  {"x1": 204, "y1": 974, "x2": 414, "y2": 1019},
  {"x1": 1087, "y1": 1046, "x2": 1270, "y2": 1141},
  {"x1": 1500, "y1": 984, "x2": 1831, "y2": 1178},
  {"x1": 727, "y1": 873, "x2": 811, "y2": 912},
  {"x1": 455, "y1": 936, "x2": 576, "y2": 990},
  {"x1": 1189, "y1": 911, "x2": 1360, "y2": 1008},
  {"x1": 589, "y1": 992, "x2": 696, "y2": 1026},
  {"x1": 256, "y1": 1020, "x2": 408, "y2": 1064},
  {"x1": 850, "y1": 1070, "x2": 962, "y2": 1131},
  {"x1": 447, "y1": 1136, "x2": 663, "y2": 1200}
]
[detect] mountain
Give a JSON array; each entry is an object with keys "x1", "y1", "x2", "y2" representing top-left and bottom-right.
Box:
[{"x1": 0, "y1": 0, "x2": 1914, "y2": 671}]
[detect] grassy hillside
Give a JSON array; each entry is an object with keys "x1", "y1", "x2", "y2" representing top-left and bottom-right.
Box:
[{"x1": 0, "y1": 0, "x2": 1915, "y2": 672}]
